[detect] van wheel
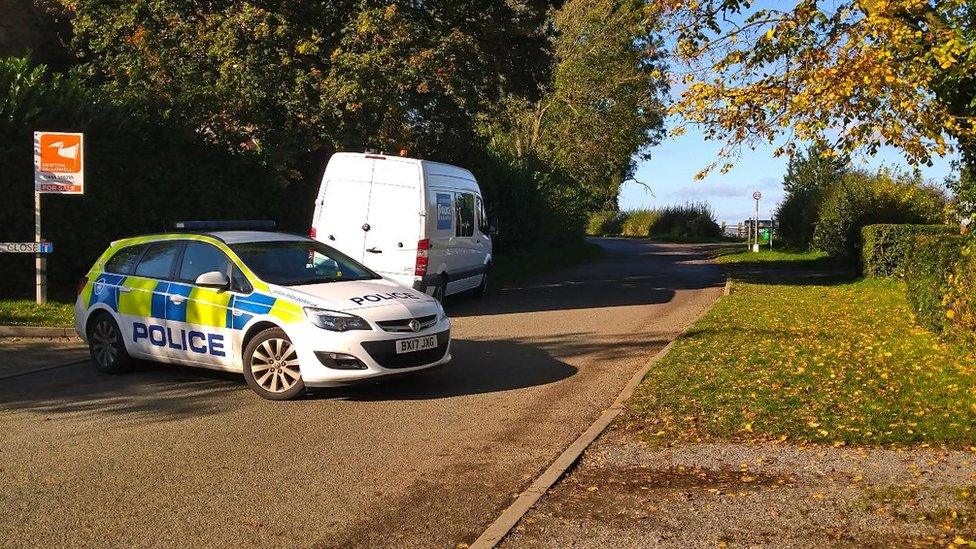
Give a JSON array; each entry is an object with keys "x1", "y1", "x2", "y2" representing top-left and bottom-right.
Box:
[
  {"x1": 473, "y1": 271, "x2": 488, "y2": 297},
  {"x1": 243, "y1": 328, "x2": 305, "y2": 401},
  {"x1": 432, "y1": 278, "x2": 447, "y2": 303},
  {"x1": 87, "y1": 313, "x2": 133, "y2": 374}
]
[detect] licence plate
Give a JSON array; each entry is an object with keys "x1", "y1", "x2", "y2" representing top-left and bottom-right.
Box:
[{"x1": 395, "y1": 335, "x2": 437, "y2": 354}]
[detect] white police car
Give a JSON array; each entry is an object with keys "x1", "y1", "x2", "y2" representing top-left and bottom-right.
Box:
[{"x1": 75, "y1": 221, "x2": 451, "y2": 400}]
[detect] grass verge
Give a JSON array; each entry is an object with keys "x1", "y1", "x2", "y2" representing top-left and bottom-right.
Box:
[
  {"x1": 0, "y1": 300, "x2": 75, "y2": 327},
  {"x1": 627, "y1": 276, "x2": 976, "y2": 447},
  {"x1": 491, "y1": 241, "x2": 605, "y2": 288},
  {"x1": 711, "y1": 245, "x2": 830, "y2": 264}
]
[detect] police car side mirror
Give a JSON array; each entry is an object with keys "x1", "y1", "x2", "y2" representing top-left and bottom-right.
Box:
[{"x1": 195, "y1": 271, "x2": 230, "y2": 290}]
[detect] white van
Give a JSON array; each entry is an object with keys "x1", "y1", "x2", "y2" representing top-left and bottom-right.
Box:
[{"x1": 310, "y1": 152, "x2": 492, "y2": 301}]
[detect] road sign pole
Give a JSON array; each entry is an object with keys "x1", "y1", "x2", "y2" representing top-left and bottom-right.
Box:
[{"x1": 35, "y1": 191, "x2": 46, "y2": 304}]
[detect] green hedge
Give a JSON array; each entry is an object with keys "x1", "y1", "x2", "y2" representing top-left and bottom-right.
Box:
[
  {"x1": 861, "y1": 224, "x2": 956, "y2": 278},
  {"x1": 1, "y1": 57, "x2": 285, "y2": 299},
  {"x1": 903, "y1": 235, "x2": 967, "y2": 334}
]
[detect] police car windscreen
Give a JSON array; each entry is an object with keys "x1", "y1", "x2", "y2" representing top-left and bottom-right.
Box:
[{"x1": 230, "y1": 241, "x2": 380, "y2": 286}]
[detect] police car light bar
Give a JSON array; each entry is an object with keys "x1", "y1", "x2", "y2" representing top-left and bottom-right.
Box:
[{"x1": 172, "y1": 220, "x2": 277, "y2": 232}]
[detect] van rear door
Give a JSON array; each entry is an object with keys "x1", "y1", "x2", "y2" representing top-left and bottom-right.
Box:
[
  {"x1": 362, "y1": 159, "x2": 422, "y2": 279},
  {"x1": 315, "y1": 156, "x2": 374, "y2": 263}
]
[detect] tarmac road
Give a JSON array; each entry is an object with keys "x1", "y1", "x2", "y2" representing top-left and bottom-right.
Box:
[{"x1": 0, "y1": 238, "x2": 724, "y2": 548}]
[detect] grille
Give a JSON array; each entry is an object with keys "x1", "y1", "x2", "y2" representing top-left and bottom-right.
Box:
[
  {"x1": 375, "y1": 314, "x2": 438, "y2": 333},
  {"x1": 360, "y1": 329, "x2": 450, "y2": 369}
]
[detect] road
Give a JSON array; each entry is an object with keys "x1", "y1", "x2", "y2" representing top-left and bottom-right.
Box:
[{"x1": 0, "y1": 239, "x2": 724, "y2": 548}]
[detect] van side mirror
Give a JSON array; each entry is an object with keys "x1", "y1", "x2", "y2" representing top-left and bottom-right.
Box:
[{"x1": 195, "y1": 270, "x2": 230, "y2": 290}]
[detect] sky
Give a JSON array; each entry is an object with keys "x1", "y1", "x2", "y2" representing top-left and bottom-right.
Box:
[
  {"x1": 619, "y1": 0, "x2": 960, "y2": 226},
  {"x1": 620, "y1": 123, "x2": 959, "y2": 227}
]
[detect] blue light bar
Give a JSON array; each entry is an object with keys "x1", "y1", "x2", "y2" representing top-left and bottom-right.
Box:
[{"x1": 172, "y1": 220, "x2": 277, "y2": 231}]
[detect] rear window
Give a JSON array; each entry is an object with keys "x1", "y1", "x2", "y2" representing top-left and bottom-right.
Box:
[
  {"x1": 134, "y1": 241, "x2": 183, "y2": 279},
  {"x1": 104, "y1": 244, "x2": 146, "y2": 274}
]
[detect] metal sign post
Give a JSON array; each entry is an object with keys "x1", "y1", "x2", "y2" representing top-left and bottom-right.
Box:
[
  {"x1": 35, "y1": 192, "x2": 45, "y2": 304},
  {"x1": 752, "y1": 191, "x2": 762, "y2": 252},
  {"x1": 32, "y1": 131, "x2": 85, "y2": 304}
]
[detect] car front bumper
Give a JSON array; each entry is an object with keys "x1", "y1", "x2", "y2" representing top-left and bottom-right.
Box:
[{"x1": 288, "y1": 317, "x2": 452, "y2": 387}]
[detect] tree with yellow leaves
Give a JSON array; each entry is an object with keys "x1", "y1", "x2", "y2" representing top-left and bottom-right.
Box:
[{"x1": 655, "y1": 0, "x2": 975, "y2": 181}]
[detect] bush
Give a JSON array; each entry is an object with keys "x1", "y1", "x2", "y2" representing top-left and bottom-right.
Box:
[
  {"x1": 860, "y1": 224, "x2": 956, "y2": 278},
  {"x1": 653, "y1": 202, "x2": 722, "y2": 239},
  {"x1": 0, "y1": 57, "x2": 284, "y2": 298},
  {"x1": 812, "y1": 169, "x2": 947, "y2": 262},
  {"x1": 602, "y1": 203, "x2": 722, "y2": 239},
  {"x1": 903, "y1": 235, "x2": 967, "y2": 334},
  {"x1": 586, "y1": 210, "x2": 625, "y2": 236},
  {"x1": 620, "y1": 209, "x2": 661, "y2": 236}
]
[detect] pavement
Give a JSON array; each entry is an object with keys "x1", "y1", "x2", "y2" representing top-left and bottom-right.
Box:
[
  {"x1": 500, "y1": 429, "x2": 976, "y2": 548},
  {"x1": 0, "y1": 238, "x2": 725, "y2": 549}
]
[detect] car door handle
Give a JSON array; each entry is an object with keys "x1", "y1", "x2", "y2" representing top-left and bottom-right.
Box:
[
  {"x1": 366, "y1": 247, "x2": 383, "y2": 253},
  {"x1": 168, "y1": 296, "x2": 185, "y2": 304},
  {"x1": 118, "y1": 286, "x2": 132, "y2": 293}
]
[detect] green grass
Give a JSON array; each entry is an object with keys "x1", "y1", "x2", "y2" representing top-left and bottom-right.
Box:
[
  {"x1": 627, "y1": 278, "x2": 976, "y2": 447},
  {"x1": 711, "y1": 246, "x2": 829, "y2": 265},
  {"x1": 0, "y1": 300, "x2": 75, "y2": 327},
  {"x1": 492, "y1": 241, "x2": 605, "y2": 288}
]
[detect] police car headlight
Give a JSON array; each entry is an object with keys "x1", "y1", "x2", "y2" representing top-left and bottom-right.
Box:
[
  {"x1": 304, "y1": 308, "x2": 372, "y2": 332},
  {"x1": 436, "y1": 302, "x2": 448, "y2": 323}
]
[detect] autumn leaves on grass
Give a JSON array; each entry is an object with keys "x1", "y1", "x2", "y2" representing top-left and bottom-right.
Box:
[{"x1": 627, "y1": 277, "x2": 976, "y2": 447}]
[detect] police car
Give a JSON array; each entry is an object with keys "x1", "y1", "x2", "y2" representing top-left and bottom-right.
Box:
[{"x1": 74, "y1": 221, "x2": 452, "y2": 400}]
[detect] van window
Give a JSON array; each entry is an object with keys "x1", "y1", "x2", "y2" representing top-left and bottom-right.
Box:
[
  {"x1": 456, "y1": 193, "x2": 475, "y2": 237},
  {"x1": 476, "y1": 196, "x2": 489, "y2": 235},
  {"x1": 105, "y1": 244, "x2": 146, "y2": 274}
]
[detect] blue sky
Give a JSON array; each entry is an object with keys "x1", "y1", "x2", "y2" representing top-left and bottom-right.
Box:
[{"x1": 620, "y1": 125, "x2": 959, "y2": 226}]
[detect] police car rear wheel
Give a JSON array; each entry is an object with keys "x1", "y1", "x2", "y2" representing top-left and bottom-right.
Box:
[
  {"x1": 88, "y1": 314, "x2": 132, "y2": 374},
  {"x1": 244, "y1": 328, "x2": 305, "y2": 400}
]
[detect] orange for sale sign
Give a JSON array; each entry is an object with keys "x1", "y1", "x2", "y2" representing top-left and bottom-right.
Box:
[{"x1": 34, "y1": 131, "x2": 84, "y2": 194}]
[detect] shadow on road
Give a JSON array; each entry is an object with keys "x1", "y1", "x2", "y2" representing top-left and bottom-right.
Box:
[{"x1": 447, "y1": 239, "x2": 725, "y2": 318}]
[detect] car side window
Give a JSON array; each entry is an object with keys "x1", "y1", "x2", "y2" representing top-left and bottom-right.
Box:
[
  {"x1": 133, "y1": 241, "x2": 182, "y2": 279},
  {"x1": 180, "y1": 241, "x2": 232, "y2": 282},
  {"x1": 179, "y1": 241, "x2": 252, "y2": 293},
  {"x1": 455, "y1": 193, "x2": 475, "y2": 237},
  {"x1": 476, "y1": 196, "x2": 489, "y2": 235},
  {"x1": 104, "y1": 244, "x2": 146, "y2": 274}
]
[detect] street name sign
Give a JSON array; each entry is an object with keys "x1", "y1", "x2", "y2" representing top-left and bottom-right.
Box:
[{"x1": 1, "y1": 242, "x2": 53, "y2": 253}]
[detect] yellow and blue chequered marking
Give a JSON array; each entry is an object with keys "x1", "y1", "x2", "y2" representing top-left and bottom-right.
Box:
[{"x1": 86, "y1": 271, "x2": 295, "y2": 330}]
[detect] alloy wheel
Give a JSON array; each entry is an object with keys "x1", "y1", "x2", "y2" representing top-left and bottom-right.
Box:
[
  {"x1": 91, "y1": 319, "x2": 119, "y2": 368},
  {"x1": 250, "y1": 338, "x2": 301, "y2": 393}
]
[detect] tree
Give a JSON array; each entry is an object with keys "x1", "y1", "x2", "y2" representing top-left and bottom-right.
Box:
[
  {"x1": 62, "y1": 0, "x2": 559, "y2": 173},
  {"x1": 775, "y1": 143, "x2": 850, "y2": 247},
  {"x1": 485, "y1": 0, "x2": 669, "y2": 210},
  {"x1": 651, "y1": 0, "x2": 976, "y2": 177}
]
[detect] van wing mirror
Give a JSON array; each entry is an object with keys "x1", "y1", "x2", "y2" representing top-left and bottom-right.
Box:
[{"x1": 194, "y1": 270, "x2": 230, "y2": 289}]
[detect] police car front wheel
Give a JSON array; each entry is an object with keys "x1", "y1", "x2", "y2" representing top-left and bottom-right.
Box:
[
  {"x1": 243, "y1": 328, "x2": 305, "y2": 400},
  {"x1": 87, "y1": 313, "x2": 133, "y2": 374}
]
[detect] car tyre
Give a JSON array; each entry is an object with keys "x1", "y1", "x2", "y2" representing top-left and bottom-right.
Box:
[
  {"x1": 473, "y1": 271, "x2": 488, "y2": 297},
  {"x1": 243, "y1": 327, "x2": 306, "y2": 401},
  {"x1": 87, "y1": 313, "x2": 133, "y2": 374},
  {"x1": 432, "y1": 277, "x2": 447, "y2": 303}
]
